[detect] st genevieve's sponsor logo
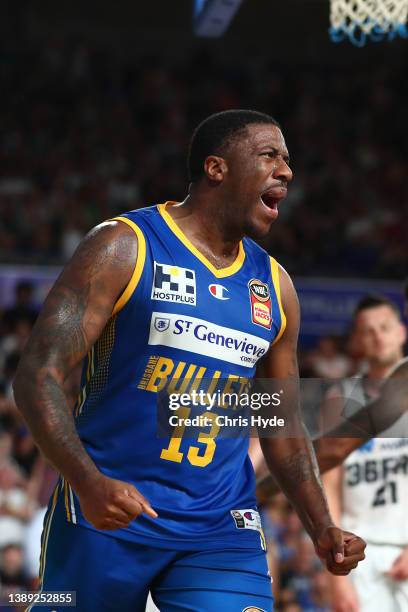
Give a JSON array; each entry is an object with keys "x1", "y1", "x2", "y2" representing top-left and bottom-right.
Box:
[
  {"x1": 154, "y1": 317, "x2": 170, "y2": 332},
  {"x1": 148, "y1": 313, "x2": 270, "y2": 368},
  {"x1": 248, "y1": 279, "x2": 272, "y2": 329},
  {"x1": 151, "y1": 262, "x2": 196, "y2": 305}
]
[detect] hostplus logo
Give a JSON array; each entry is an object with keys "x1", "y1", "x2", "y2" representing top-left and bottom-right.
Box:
[{"x1": 151, "y1": 262, "x2": 196, "y2": 305}]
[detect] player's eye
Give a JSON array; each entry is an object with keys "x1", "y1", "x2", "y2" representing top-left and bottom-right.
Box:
[
  {"x1": 261, "y1": 151, "x2": 276, "y2": 158},
  {"x1": 261, "y1": 151, "x2": 290, "y2": 165}
]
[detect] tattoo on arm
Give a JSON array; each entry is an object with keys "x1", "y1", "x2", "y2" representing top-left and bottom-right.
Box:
[
  {"x1": 13, "y1": 222, "x2": 137, "y2": 494},
  {"x1": 278, "y1": 449, "x2": 314, "y2": 485},
  {"x1": 28, "y1": 283, "x2": 90, "y2": 367}
]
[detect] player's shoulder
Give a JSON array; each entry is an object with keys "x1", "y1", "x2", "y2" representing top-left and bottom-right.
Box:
[
  {"x1": 100, "y1": 204, "x2": 160, "y2": 246},
  {"x1": 69, "y1": 209, "x2": 153, "y2": 272},
  {"x1": 115, "y1": 203, "x2": 159, "y2": 225},
  {"x1": 243, "y1": 236, "x2": 270, "y2": 259},
  {"x1": 388, "y1": 356, "x2": 408, "y2": 377},
  {"x1": 243, "y1": 240, "x2": 296, "y2": 322},
  {"x1": 245, "y1": 238, "x2": 291, "y2": 280},
  {"x1": 243, "y1": 237, "x2": 285, "y2": 274}
]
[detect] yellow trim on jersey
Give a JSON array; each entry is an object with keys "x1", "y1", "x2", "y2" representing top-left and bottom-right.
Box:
[
  {"x1": 38, "y1": 483, "x2": 59, "y2": 586},
  {"x1": 75, "y1": 380, "x2": 86, "y2": 417},
  {"x1": 259, "y1": 526, "x2": 267, "y2": 551},
  {"x1": 158, "y1": 202, "x2": 246, "y2": 278},
  {"x1": 68, "y1": 483, "x2": 77, "y2": 524},
  {"x1": 111, "y1": 217, "x2": 146, "y2": 315},
  {"x1": 75, "y1": 345, "x2": 94, "y2": 417},
  {"x1": 63, "y1": 478, "x2": 71, "y2": 522},
  {"x1": 270, "y1": 256, "x2": 286, "y2": 345}
]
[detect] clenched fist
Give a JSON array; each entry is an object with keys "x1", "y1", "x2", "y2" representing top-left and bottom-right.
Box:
[{"x1": 314, "y1": 526, "x2": 366, "y2": 575}]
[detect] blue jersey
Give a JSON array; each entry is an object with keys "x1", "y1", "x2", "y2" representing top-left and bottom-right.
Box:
[{"x1": 54, "y1": 201, "x2": 286, "y2": 551}]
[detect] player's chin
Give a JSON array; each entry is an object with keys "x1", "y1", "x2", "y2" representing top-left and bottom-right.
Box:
[{"x1": 245, "y1": 215, "x2": 276, "y2": 240}]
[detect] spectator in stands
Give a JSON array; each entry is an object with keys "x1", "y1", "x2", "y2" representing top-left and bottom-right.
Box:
[
  {"x1": 0, "y1": 30, "x2": 406, "y2": 279},
  {"x1": 0, "y1": 431, "x2": 34, "y2": 550},
  {"x1": 1, "y1": 283, "x2": 38, "y2": 335},
  {"x1": 0, "y1": 320, "x2": 31, "y2": 375},
  {"x1": 1, "y1": 355, "x2": 20, "y2": 403},
  {"x1": 304, "y1": 336, "x2": 351, "y2": 379},
  {"x1": 0, "y1": 543, "x2": 31, "y2": 604}
]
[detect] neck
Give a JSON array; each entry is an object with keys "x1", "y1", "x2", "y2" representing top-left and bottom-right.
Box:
[
  {"x1": 367, "y1": 355, "x2": 402, "y2": 380},
  {"x1": 167, "y1": 191, "x2": 242, "y2": 263}
]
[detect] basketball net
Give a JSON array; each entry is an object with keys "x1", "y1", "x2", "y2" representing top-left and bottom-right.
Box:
[{"x1": 330, "y1": 0, "x2": 408, "y2": 46}]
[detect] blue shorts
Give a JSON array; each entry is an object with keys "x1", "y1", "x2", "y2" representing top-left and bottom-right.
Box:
[{"x1": 31, "y1": 499, "x2": 274, "y2": 611}]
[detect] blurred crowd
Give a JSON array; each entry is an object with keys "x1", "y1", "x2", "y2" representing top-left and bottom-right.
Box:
[
  {"x1": 0, "y1": 21, "x2": 406, "y2": 611},
  {"x1": 0, "y1": 281, "x2": 57, "y2": 609},
  {"x1": 0, "y1": 32, "x2": 407, "y2": 276}
]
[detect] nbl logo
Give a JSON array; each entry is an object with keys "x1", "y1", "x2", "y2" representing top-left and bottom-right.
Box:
[
  {"x1": 151, "y1": 262, "x2": 196, "y2": 305},
  {"x1": 248, "y1": 279, "x2": 272, "y2": 329}
]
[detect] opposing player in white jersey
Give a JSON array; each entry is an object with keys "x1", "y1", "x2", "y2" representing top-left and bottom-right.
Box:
[{"x1": 323, "y1": 295, "x2": 408, "y2": 612}]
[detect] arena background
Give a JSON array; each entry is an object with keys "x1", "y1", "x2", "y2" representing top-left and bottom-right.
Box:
[{"x1": 0, "y1": 0, "x2": 407, "y2": 609}]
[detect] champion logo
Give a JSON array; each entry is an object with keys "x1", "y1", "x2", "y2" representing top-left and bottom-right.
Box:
[{"x1": 208, "y1": 284, "x2": 229, "y2": 300}]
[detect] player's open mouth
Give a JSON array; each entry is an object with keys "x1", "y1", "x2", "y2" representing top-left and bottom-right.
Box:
[{"x1": 260, "y1": 190, "x2": 285, "y2": 218}]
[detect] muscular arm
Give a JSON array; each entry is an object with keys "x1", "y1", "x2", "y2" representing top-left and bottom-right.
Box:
[
  {"x1": 258, "y1": 267, "x2": 366, "y2": 573},
  {"x1": 258, "y1": 267, "x2": 333, "y2": 539},
  {"x1": 13, "y1": 221, "x2": 138, "y2": 498}
]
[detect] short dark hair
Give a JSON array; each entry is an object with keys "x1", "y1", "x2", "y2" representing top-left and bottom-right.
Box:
[
  {"x1": 353, "y1": 294, "x2": 401, "y2": 320},
  {"x1": 187, "y1": 109, "x2": 280, "y2": 182}
]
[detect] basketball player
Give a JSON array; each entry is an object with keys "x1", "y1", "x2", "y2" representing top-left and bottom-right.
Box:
[
  {"x1": 323, "y1": 295, "x2": 408, "y2": 612},
  {"x1": 13, "y1": 110, "x2": 366, "y2": 611}
]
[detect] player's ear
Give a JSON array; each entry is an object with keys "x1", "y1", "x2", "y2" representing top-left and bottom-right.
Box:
[{"x1": 203, "y1": 155, "x2": 227, "y2": 183}]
